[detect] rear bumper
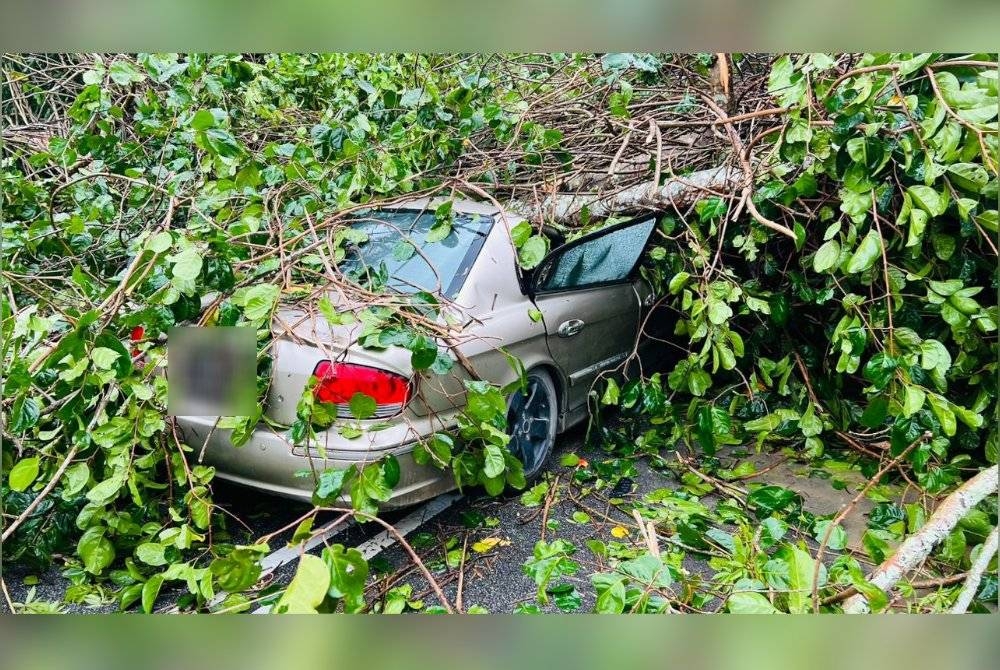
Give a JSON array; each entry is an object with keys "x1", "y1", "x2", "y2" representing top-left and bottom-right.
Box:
[{"x1": 176, "y1": 415, "x2": 457, "y2": 508}]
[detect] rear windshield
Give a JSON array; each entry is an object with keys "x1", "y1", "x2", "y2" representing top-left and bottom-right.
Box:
[{"x1": 339, "y1": 209, "x2": 492, "y2": 299}]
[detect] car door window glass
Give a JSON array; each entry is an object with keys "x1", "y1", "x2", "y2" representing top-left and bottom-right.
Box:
[{"x1": 536, "y1": 218, "x2": 656, "y2": 292}]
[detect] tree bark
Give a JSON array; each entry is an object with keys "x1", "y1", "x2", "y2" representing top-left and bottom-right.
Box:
[
  {"x1": 507, "y1": 165, "x2": 742, "y2": 224},
  {"x1": 843, "y1": 465, "x2": 998, "y2": 613},
  {"x1": 950, "y1": 526, "x2": 998, "y2": 614}
]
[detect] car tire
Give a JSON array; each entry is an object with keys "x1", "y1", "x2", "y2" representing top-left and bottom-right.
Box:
[{"x1": 506, "y1": 368, "x2": 559, "y2": 481}]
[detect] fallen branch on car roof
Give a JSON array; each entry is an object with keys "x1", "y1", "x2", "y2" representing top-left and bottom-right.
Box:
[{"x1": 506, "y1": 164, "x2": 743, "y2": 225}]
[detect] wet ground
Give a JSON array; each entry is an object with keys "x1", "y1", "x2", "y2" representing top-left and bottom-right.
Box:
[{"x1": 2, "y1": 421, "x2": 906, "y2": 614}]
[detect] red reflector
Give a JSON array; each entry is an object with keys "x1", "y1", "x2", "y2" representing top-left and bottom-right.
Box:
[{"x1": 312, "y1": 361, "x2": 410, "y2": 407}]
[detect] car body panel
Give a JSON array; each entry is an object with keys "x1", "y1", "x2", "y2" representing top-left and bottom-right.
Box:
[
  {"x1": 533, "y1": 283, "x2": 642, "y2": 414},
  {"x1": 176, "y1": 199, "x2": 659, "y2": 505}
]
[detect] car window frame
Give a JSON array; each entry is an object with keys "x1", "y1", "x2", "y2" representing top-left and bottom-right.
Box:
[
  {"x1": 344, "y1": 207, "x2": 495, "y2": 300},
  {"x1": 527, "y1": 214, "x2": 659, "y2": 297}
]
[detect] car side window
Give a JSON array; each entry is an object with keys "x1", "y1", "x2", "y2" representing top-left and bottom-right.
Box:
[{"x1": 534, "y1": 217, "x2": 656, "y2": 293}]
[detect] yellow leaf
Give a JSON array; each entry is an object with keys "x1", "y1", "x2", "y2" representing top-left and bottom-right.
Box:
[
  {"x1": 610, "y1": 526, "x2": 630, "y2": 539},
  {"x1": 472, "y1": 537, "x2": 509, "y2": 553}
]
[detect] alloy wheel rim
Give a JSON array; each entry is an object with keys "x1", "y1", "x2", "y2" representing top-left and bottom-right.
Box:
[{"x1": 507, "y1": 376, "x2": 553, "y2": 475}]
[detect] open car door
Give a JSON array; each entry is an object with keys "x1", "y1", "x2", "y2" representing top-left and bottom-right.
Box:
[{"x1": 529, "y1": 215, "x2": 658, "y2": 421}]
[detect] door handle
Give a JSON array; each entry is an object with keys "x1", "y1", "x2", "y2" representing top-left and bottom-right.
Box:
[{"x1": 557, "y1": 319, "x2": 585, "y2": 337}]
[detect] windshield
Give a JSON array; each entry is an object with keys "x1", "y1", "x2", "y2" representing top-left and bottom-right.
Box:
[{"x1": 339, "y1": 209, "x2": 492, "y2": 299}]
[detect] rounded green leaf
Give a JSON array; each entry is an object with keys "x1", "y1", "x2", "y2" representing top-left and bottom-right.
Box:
[
  {"x1": 8, "y1": 457, "x2": 40, "y2": 492},
  {"x1": 349, "y1": 392, "x2": 377, "y2": 420},
  {"x1": 727, "y1": 591, "x2": 779, "y2": 614},
  {"x1": 846, "y1": 229, "x2": 881, "y2": 274},
  {"x1": 812, "y1": 239, "x2": 841, "y2": 273},
  {"x1": 190, "y1": 109, "x2": 216, "y2": 130},
  {"x1": 518, "y1": 235, "x2": 548, "y2": 270}
]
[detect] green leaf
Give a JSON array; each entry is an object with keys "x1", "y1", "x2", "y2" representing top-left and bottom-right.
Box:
[
  {"x1": 324, "y1": 544, "x2": 369, "y2": 613},
  {"x1": 511, "y1": 221, "x2": 532, "y2": 247},
  {"x1": 707, "y1": 300, "x2": 733, "y2": 326},
  {"x1": 847, "y1": 564, "x2": 888, "y2": 612},
  {"x1": 147, "y1": 231, "x2": 173, "y2": 253},
  {"x1": 600, "y1": 378, "x2": 620, "y2": 406},
  {"x1": 696, "y1": 197, "x2": 727, "y2": 221},
  {"x1": 136, "y1": 543, "x2": 167, "y2": 567},
  {"x1": 78, "y1": 527, "x2": 115, "y2": 575},
  {"x1": 190, "y1": 109, "x2": 217, "y2": 130},
  {"x1": 349, "y1": 392, "x2": 376, "y2": 420},
  {"x1": 10, "y1": 395, "x2": 40, "y2": 432},
  {"x1": 518, "y1": 235, "x2": 548, "y2": 270},
  {"x1": 919, "y1": 339, "x2": 952, "y2": 377},
  {"x1": 946, "y1": 163, "x2": 989, "y2": 193},
  {"x1": 593, "y1": 577, "x2": 627, "y2": 613},
  {"x1": 242, "y1": 284, "x2": 279, "y2": 322},
  {"x1": 64, "y1": 462, "x2": 90, "y2": 496},
  {"x1": 425, "y1": 220, "x2": 451, "y2": 243},
  {"x1": 109, "y1": 60, "x2": 144, "y2": 85},
  {"x1": 668, "y1": 271, "x2": 691, "y2": 294},
  {"x1": 902, "y1": 385, "x2": 926, "y2": 417},
  {"x1": 313, "y1": 467, "x2": 352, "y2": 505},
  {"x1": 408, "y1": 334, "x2": 438, "y2": 370},
  {"x1": 813, "y1": 520, "x2": 848, "y2": 551},
  {"x1": 846, "y1": 229, "x2": 881, "y2": 274},
  {"x1": 483, "y1": 444, "x2": 506, "y2": 479},
  {"x1": 687, "y1": 368, "x2": 711, "y2": 397},
  {"x1": 142, "y1": 574, "x2": 164, "y2": 613},
  {"x1": 202, "y1": 128, "x2": 242, "y2": 158},
  {"x1": 8, "y1": 457, "x2": 40, "y2": 492},
  {"x1": 90, "y1": 347, "x2": 121, "y2": 370},
  {"x1": 863, "y1": 352, "x2": 898, "y2": 389},
  {"x1": 927, "y1": 393, "x2": 957, "y2": 436},
  {"x1": 897, "y1": 53, "x2": 933, "y2": 77},
  {"x1": 210, "y1": 549, "x2": 262, "y2": 593},
  {"x1": 748, "y1": 486, "x2": 799, "y2": 516},
  {"x1": 276, "y1": 554, "x2": 330, "y2": 613},
  {"x1": 727, "y1": 591, "x2": 779, "y2": 614},
  {"x1": 171, "y1": 248, "x2": 203, "y2": 292},
  {"x1": 779, "y1": 544, "x2": 820, "y2": 613},
  {"x1": 813, "y1": 239, "x2": 841, "y2": 273},
  {"x1": 907, "y1": 185, "x2": 947, "y2": 217},
  {"x1": 86, "y1": 472, "x2": 125, "y2": 503},
  {"x1": 798, "y1": 404, "x2": 823, "y2": 437}
]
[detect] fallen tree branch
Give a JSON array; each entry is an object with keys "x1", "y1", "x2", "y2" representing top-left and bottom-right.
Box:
[
  {"x1": 950, "y1": 525, "x2": 998, "y2": 614},
  {"x1": 822, "y1": 571, "x2": 969, "y2": 606},
  {"x1": 507, "y1": 164, "x2": 742, "y2": 224},
  {"x1": 843, "y1": 464, "x2": 998, "y2": 613},
  {"x1": 702, "y1": 95, "x2": 798, "y2": 241}
]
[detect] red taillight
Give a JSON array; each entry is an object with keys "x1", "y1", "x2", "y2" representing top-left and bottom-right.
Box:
[
  {"x1": 312, "y1": 361, "x2": 410, "y2": 414},
  {"x1": 130, "y1": 326, "x2": 145, "y2": 360}
]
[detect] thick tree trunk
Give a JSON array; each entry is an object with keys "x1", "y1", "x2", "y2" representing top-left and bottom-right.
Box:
[
  {"x1": 843, "y1": 465, "x2": 998, "y2": 613},
  {"x1": 507, "y1": 165, "x2": 742, "y2": 225}
]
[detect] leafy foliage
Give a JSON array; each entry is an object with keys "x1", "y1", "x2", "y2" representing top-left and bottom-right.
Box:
[{"x1": 2, "y1": 52, "x2": 996, "y2": 614}]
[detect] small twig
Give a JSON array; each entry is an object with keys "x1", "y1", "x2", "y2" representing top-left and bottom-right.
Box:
[
  {"x1": 811, "y1": 432, "x2": 927, "y2": 612},
  {"x1": 316, "y1": 506, "x2": 455, "y2": 613},
  {"x1": 0, "y1": 576, "x2": 15, "y2": 613},
  {"x1": 540, "y1": 475, "x2": 560, "y2": 542},
  {"x1": 456, "y1": 533, "x2": 469, "y2": 613}
]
